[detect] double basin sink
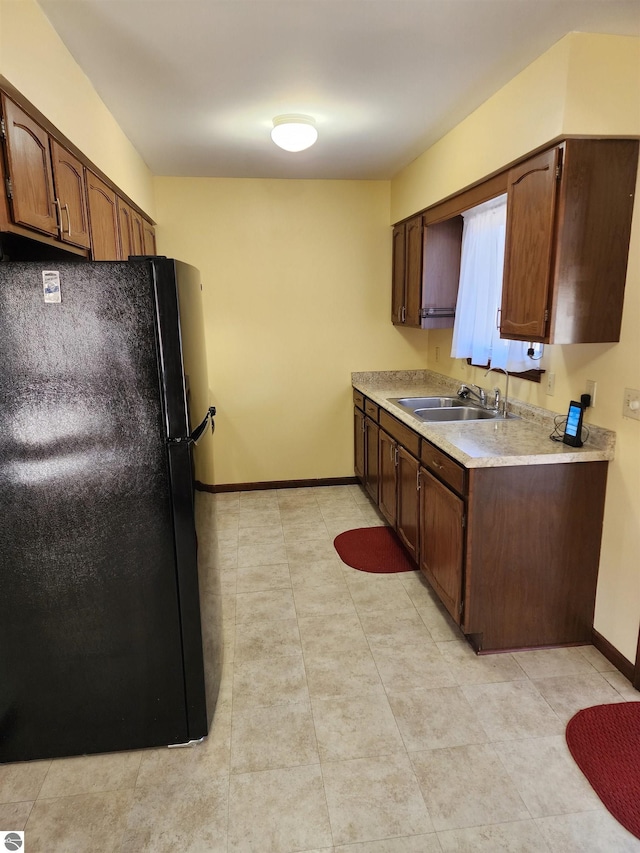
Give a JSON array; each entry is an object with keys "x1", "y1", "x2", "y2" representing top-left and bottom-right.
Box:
[{"x1": 389, "y1": 396, "x2": 506, "y2": 423}]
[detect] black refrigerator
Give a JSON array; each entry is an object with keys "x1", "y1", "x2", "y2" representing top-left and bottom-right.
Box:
[{"x1": 0, "y1": 257, "x2": 222, "y2": 763}]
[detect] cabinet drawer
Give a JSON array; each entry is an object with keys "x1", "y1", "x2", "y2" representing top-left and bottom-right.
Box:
[
  {"x1": 379, "y1": 410, "x2": 420, "y2": 457},
  {"x1": 421, "y1": 440, "x2": 466, "y2": 495},
  {"x1": 353, "y1": 390, "x2": 365, "y2": 411},
  {"x1": 364, "y1": 399, "x2": 379, "y2": 421}
]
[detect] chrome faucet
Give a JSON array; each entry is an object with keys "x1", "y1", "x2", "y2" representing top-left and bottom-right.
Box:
[
  {"x1": 484, "y1": 367, "x2": 510, "y2": 418},
  {"x1": 457, "y1": 383, "x2": 487, "y2": 408}
]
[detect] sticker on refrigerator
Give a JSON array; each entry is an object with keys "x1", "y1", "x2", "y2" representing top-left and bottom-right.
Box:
[{"x1": 42, "y1": 271, "x2": 61, "y2": 303}]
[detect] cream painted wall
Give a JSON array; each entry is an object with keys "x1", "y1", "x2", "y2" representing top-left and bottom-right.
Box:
[
  {"x1": 390, "y1": 35, "x2": 571, "y2": 224},
  {"x1": 563, "y1": 34, "x2": 640, "y2": 133},
  {"x1": 153, "y1": 178, "x2": 429, "y2": 486},
  {"x1": 0, "y1": 0, "x2": 155, "y2": 217},
  {"x1": 390, "y1": 32, "x2": 640, "y2": 662}
]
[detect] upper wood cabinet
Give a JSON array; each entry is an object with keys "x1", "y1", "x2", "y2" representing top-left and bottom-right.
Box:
[
  {"x1": 391, "y1": 214, "x2": 423, "y2": 327},
  {"x1": 1, "y1": 86, "x2": 157, "y2": 260},
  {"x1": 421, "y1": 217, "x2": 463, "y2": 329},
  {"x1": 86, "y1": 172, "x2": 121, "y2": 260},
  {"x1": 392, "y1": 213, "x2": 463, "y2": 330},
  {"x1": 117, "y1": 197, "x2": 147, "y2": 258},
  {"x1": 501, "y1": 139, "x2": 639, "y2": 344},
  {"x1": 50, "y1": 140, "x2": 90, "y2": 249},
  {"x1": 117, "y1": 196, "x2": 134, "y2": 260},
  {"x1": 142, "y1": 220, "x2": 157, "y2": 255},
  {"x1": 131, "y1": 208, "x2": 145, "y2": 255},
  {"x1": 1, "y1": 95, "x2": 58, "y2": 237},
  {"x1": 391, "y1": 223, "x2": 406, "y2": 324}
]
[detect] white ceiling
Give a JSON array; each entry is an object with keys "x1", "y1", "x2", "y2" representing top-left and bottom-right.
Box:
[{"x1": 37, "y1": 0, "x2": 640, "y2": 180}]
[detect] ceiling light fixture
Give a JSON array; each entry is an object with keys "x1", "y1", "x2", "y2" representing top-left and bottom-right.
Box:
[{"x1": 271, "y1": 114, "x2": 318, "y2": 152}]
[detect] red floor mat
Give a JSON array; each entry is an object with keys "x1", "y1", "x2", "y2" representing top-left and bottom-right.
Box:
[
  {"x1": 333, "y1": 526, "x2": 417, "y2": 573},
  {"x1": 566, "y1": 701, "x2": 640, "y2": 840}
]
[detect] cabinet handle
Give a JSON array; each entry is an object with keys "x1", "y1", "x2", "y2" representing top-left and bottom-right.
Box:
[
  {"x1": 54, "y1": 198, "x2": 63, "y2": 236},
  {"x1": 394, "y1": 446, "x2": 399, "y2": 467},
  {"x1": 401, "y1": 305, "x2": 406, "y2": 324},
  {"x1": 496, "y1": 308, "x2": 502, "y2": 331},
  {"x1": 416, "y1": 469, "x2": 421, "y2": 490},
  {"x1": 431, "y1": 459, "x2": 443, "y2": 470},
  {"x1": 63, "y1": 203, "x2": 72, "y2": 236}
]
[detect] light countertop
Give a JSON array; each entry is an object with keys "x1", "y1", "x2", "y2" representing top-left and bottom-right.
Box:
[{"x1": 352, "y1": 370, "x2": 615, "y2": 469}]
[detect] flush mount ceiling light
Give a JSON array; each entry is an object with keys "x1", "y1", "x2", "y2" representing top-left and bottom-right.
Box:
[{"x1": 271, "y1": 114, "x2": 318, "y2": 152}]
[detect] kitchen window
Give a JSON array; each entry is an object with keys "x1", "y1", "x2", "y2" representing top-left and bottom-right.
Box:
[{"x1": 451, "y1": 195, "x2": 543, "y2": 377}]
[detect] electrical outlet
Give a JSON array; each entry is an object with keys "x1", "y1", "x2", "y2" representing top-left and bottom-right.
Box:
[
  {"x1": 585, "y1": 379, "x2": 597, "y2": 408},
  {"x1": 623, "y1": 388, "x2": 640, "y2": 421},
  {"x1": 546, "y1": 372, "x2": 556, "y2": 396}
]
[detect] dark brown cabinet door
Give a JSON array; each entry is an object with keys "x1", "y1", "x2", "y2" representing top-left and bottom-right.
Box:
[
  {"x1": 397, "y1": 446, "x2": 419, "y2": 562},
  {"x1": 500, "y1": 147, "x2": 560, "y2": 341},
  {"x1": 87, "y1": 172, "x2": 121, "y2": 260},
  {"x1": 419, "y1": 468, "x2": 464, "y2": 623},
  {"x1": 50, "y1": 140, "x2": 90, "y2": 249},
  {"x1": 391, "y1": 223, "x2": 406, "y2": 324},
  {"x1": 143, "y1": 220, "x2": 157, "y2": 255},
  {"x1": 378, "y1": 429, "x2": 397, "y2": 526},
  {"x1": 117, "y1": 197, "x2": 134, "y2": 260},
  {"x1": 2, "y1": 96, "x2": 57, "y2": 236},
  {"x1": 392, "y1": 214, "x2": 424, "y2": 328},
  {"x1": 354, "y1": 407, "x2": 365, "y2": 481},
  {"x1": 131, "y1": 208, "x2": 145, "y2": 255},
  {"x1": 364, "y1": 419, "x2": 379, "y2": 503},
  {"x1": 404, "y1": 215, "x2": 424, "y2": 327}
]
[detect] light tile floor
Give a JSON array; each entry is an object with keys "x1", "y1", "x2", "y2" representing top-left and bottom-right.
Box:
[{"x1": 1, "y1": 485, "x2": 639, "y2": 852}]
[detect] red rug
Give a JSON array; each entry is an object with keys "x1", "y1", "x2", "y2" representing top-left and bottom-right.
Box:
[
  {"x1": 333, "y1": 526, "x2": 416, "y2": 573},
  {"x1": 566, "y1": 702, "x2": 640, "y2": 839}
]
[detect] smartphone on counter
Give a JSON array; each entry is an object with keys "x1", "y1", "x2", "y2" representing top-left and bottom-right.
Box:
[{"x1": 563, "y1": 401, "x2": 584, "y2": 447}]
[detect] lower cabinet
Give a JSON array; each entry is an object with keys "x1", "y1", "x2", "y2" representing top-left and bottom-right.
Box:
[
  {"x1": 354, "y1": 405, "x2": 365, "y2": 481},
  {"x1": 462, "y1": 461, "x2": 608, "y2": 651},
  {"x1": 353, "y1": 389, "x2": 609, "y2": 652},
  {"x1": 397, "y1": 446, "x2": 420, "y2": 562},
  {"x1": 364, "y1": 418, "x2": 379, "y2": 503},
  {"x1": 353, "y1": 393, "x2": 379, "y2": 504},
  {"x1": 419, "y1": 468, "x2": 464, "y2": 622},
  {"x1": 378, "y1": 429, "x2": 397, "y2": 526}
]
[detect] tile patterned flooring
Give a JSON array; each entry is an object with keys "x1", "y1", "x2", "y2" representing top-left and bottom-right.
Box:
[{"x1": 1, "y1": 485, "x2": 639, "y2": 852}]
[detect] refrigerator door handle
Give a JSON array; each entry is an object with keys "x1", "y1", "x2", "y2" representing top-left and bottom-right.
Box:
[
  {"x1": 168, "y1": 406, "x2": 216, "y2": 446},
  {"x1": 191, "y1": 406, "x2": 216, "y2": 445}
]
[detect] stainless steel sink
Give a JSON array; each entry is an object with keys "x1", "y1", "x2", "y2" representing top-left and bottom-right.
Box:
[
  {"x1": 388, "y1": 395, "x2": 508, "y2": 422},
  {"x1": 389, "y1": 396, "x2": 467, "y2": 411},
  {"x1": 413, "y1": 406, "x2": 498, "y2": 422}
]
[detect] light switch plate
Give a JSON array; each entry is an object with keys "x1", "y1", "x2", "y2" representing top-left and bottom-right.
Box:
[{"x1": 623, "y1": 388, "x2": 640, "y2": 421}]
